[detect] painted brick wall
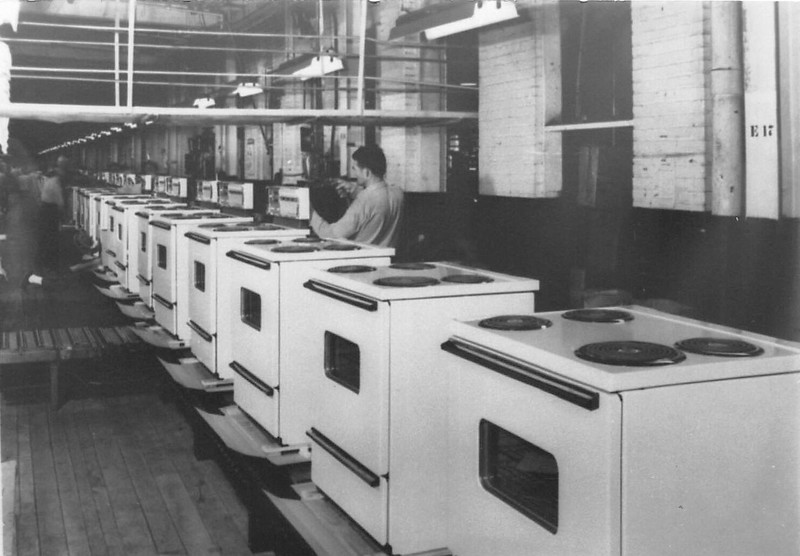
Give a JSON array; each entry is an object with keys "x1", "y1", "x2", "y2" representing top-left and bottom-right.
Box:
[
  {"x1": 478, "y1": 0, "x2": 561, "y2": 198},
  {"x1": 376, "y1": 0, "x2": 444, "y2": 193},
  {"x1": 631, "y1": 2, "x2": 711, "y2": 211}
]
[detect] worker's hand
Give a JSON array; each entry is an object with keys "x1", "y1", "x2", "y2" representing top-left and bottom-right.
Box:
[{"x1": 335, "y1": 179, "x2": 361, "y2": 201}]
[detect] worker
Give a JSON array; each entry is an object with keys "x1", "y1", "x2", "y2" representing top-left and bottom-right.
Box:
[
  {"x1": 310, "y1": 145, "x2": 404, "y2": 248},
  {"x1": 22, "y1": 162, "x2": 65, "y2": 289}
]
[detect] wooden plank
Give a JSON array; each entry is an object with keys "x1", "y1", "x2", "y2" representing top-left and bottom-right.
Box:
[
  {"x1": 127, "y1": 393, "x2": 251, "y2": 555},
  {"x1": 72, "y1": 398, "x2": 126, "y2": 556},
  {"x1": 15, "y1": 406, "x2": 40, "y2": 556},
  {"x1": 2, "y1": 460, "x2": 17, "y2": 556},
  {"x1": 156, "y1": 473, "x2": 221, "y2": 556},
  {"x1": 86, "y1": 398, "x2": 158, "y2": 555},
  {"x1": 29, "y1": 405, "x2": 69, "y2": 555},
  {"x1": 0, "y1": 400, "x2": 18, "y2": 463},
  {"x1": 46, "y1": 405, "x2": 93, "y2": 556},
  {"x1": 108, "y1": 395, "x2": 186, "y2": 555},
  {"x1": 60, "y1": 400, "x2": 113, "y2": 556}
]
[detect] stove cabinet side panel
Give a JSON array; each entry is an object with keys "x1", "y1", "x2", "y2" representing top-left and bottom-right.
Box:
[
  {"x1": 387, "y1": 292, "x2": 535, "y2": 555},
  {"x1": 620, "y1": 373, "x2": 800, "y2": 556}
]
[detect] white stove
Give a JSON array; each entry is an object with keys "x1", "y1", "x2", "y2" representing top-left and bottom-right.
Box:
[
  {"x1": 302, "y1": 262, "x2": 539, "y2": 554},
  {"x1": 441, "y1": 306, "x2": 800, "y2": 556},
  {"x1": 166, "y1": 177, "x2": 189, "y2": 199},
  {"x1": 150, "y1": 212, "x2": 251, "y2": 341},
  {"x1": 221, "y1": 238, "x2": 394, "y2": 454},
  {"x1": 185, "y1": 222, "x2": 308, "y2": 375},
  {"x1": 95, "y1": 193, "x2": 154, "y2": 273},
  {"x1": 218, "y1": 181, "x2": 255, "y2": 210},
  {"x1": 135, "y1": 207, "x2": 211, "y2": 308},
  {"x1": 109, "y1": 199, "x2": 183, "y2": 294},
  {"x1": 196, "y1": 180, "x2": 219, "y2": 204}
]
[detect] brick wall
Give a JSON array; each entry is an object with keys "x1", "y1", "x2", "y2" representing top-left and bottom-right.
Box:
[
  {"x1": 478, "y1": 0, "x2": 560, "y2": 198},
  {"x1": 631, "y1": 1, "x2": 711, "y2": 211}
]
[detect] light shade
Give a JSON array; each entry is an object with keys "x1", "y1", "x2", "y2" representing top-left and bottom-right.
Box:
[
  {"x1": 232, "y1": 82, "x2": 263, "y2": 97},
  {"x1": 292, "y1": 55, "x2": 344, "y2": 81},
  {"x1": 193, "y1": 96, "x2": 216, "y2": 109},
  {"x1": 273, "y1": 53, "x2": 345, "y2": 82},
  {"x1": 389, "y1": 0, "x2": 519, "y2": 41}
]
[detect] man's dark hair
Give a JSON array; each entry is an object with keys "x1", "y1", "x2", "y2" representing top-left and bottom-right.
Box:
[{"x1": 352, "y1": 145, "x2": 386, "y2": 178}]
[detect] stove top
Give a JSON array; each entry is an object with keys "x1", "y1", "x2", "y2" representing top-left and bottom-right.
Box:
[
  {"x1": 188, "y1": 221, "x2": 306, "y2": 240},
  {"x1": 232, "y1": 237, "x2": 395, "y2": 262},
  {"x1": 449, "y1": 306, "x2": 800, "y2": 392},
  {"x1": 307, "y1": 261, "x2": 540, "y2": 301}
]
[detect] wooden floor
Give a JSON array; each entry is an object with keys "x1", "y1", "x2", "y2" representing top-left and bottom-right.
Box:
[
  {"x1": 1, "y1": 381, "x2": 256, "y2": 556},
  {"x1": 0, "y1": 189, "x2": 260, "y2": 555}
]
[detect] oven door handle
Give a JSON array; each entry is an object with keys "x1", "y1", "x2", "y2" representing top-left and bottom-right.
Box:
[
  {"x1": 152, "y1": 293, "x2": 174, "y2": 309},
  {"x1": 114, "y1": 261, "x2": 126, "y2": 271},
  {"x1": 136, "y1": 274, "x2": 151, "y2": 285},
  {"x1": 306, "y1": 428, "x2": 380, "y2": 488},
  {"x1": 229, "y1": 361, "x2": 274, "y2": 397},
  {"x1": 225, "y1": 250, "x2": 271, "y2": 270},
  {"x1": 105, "y1": 249, "x2": 117, "y2": 258},
  {"x1": 185, "y1": 232, "x2": 211, "y2": 245},
  {"x1": 188, "y1": 320, "x2": 213, "y2": 343},
  {"x1": 303, "y1": 280, "x2": 378, "y2": 312},
  {"x1": 441, "y1": 339, "x2": 600, "y2": 411}
]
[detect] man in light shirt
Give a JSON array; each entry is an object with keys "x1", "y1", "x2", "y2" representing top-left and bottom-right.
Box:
[{"x1": 310, "y1": 145, "x2": 404, "y2": 248}]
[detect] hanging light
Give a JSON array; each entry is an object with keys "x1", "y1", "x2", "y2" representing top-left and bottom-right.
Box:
[
  {"x1": 232, "y1": 82, "x2": 263, "y2": 97},
  {"x1": 193, "y1": 96, "x2": 216, "y2": 109},
  {"x1": 274, "y1": 53, "x2": 345, "y2": 81},
  {"x1": 389, "y1": 0, "x2": 520, "y2": 41}
]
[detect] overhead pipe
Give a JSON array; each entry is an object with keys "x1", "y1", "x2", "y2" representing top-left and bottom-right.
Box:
[{"x1": 710, "y1": 1, "x2": 744, "y2": 216}]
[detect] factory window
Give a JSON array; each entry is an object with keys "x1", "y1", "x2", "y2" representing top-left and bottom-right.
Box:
[
  {"x1": 324, "y1": 332, "x2": 360, "y2": 394},
  {"x1": 157, "y1": 244, "x2": 167, "y2": 269},
  {"x1": 479, "y1": 419, "x2": 558, "y2": 534},
  {"x1": 240, "y1": 288, "x2": 261, "y2": 330},
  {"x1": 194, "y1": 261, "x2": 205, "y2": 292},
  {"x1": 559, "y1": 1, "x2": 632, "y2": 124},
  {"x1": 140, "y1": 232, "x2": 146, "y2": 253}
]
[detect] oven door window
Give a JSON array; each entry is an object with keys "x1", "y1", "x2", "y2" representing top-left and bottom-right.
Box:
[
  {"x1": 140, "y1": 232, "x2": 146, "y2": 253},
  {"x1": 240, "y1": 288, "x2": 261, "y2": 330},
  {"x1": 479, "y1": 419, "x2": 559, "y2": 534},
  {"x1": 157, "y1": 244, "x2": 167, "y2": 269},
  {"x1": 194, "y1": 261, "x2": 206, "y2": 292},
  {"x1": 324, "y1": 332, "x2": 360, "y2": 394},
  {"x1": 117, "y1": 223, "x2": 123, "y2": 240}
]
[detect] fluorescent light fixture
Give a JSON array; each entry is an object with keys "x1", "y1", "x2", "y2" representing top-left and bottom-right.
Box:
[
  {"x1": 232, "y1": 82, "x2": 263, "y2": 97},
  {"x1": 291, "y1": 54, "x2": 344, "y2": 80},
  {"x1": 193, "y1": 96, "x2": 216, "y2": 109},
  {"x1": 389, "y1": 0, "x2": 520, "y2": 41},
  {"x1": 111, "y1": 126, "x2": 122, "y2": 132}
]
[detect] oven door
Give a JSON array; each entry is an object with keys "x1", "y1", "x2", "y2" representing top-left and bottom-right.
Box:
[
  {"x1": 226, "y1": 183, "x2": 253, "y2": 209},
  {"x1": 187, "y1": 233, "x2": 218, "y2": 372},
  {"x1": 441, "y1": 337, "x2": 622, "y2": 556},
  {"x1": 151, "y1": 224, "x2": 178, "y2": 334},
  {"x1": 303, "y1": 278, "x2": 390, "y2": 545},
  {"x1": 224, "y1": 250, "x2": 280, "y2": 434}
]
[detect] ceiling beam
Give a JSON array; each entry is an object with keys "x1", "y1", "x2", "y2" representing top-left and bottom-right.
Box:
[
  {"x1": 0, "y1": 102, "x2": 477, "y2": 128},
  {"x1": 20, "y1": 0, "x2": 224, "y2": 28}
]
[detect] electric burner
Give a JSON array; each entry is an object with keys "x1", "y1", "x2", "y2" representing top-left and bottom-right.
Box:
[
  {"x1": 675, "y1": 337, "x2": 765, "y2": 357},
  {"x1": 575, "y1": 341, "x2": 686, "y2": 366},
  {"x1": 198, "y1": 223, "x2": 221, "y2": 228},
  {"x1": 322, "y1": 243, "x2": 361, "y2": 251},
  {"x1": 245, "y1": 239, "x2": 280, "y2": 245},
  {"x1": 272, "y1": 244, "x2": 320, "y2": 253},
  {"x1": 293, "y1": 237, "x2": 324, "y2": 243},
  {"x1": 562, "y1": 309, "x2": 634, "y2": 324},
  {"x1": 328, "y1": 265, "x2": 377, "y2": 274},
  {"x1": 253, "y1": 224, "x2": 284, "y2": 231},
  {"x1": 373, "y1": 276, "x2": 440, "y2": 288},
  {"x1": 389, "y1": 262, "x2": 436, "y2": 270},
  {"x1": 478, "y1": 315, "x2": 552, "y2": 331},
  {"x1": 167, "y1": 213, "x2": 219, "y2": 220},
  {"x1": 442, "y1": 274, "x2": 494, "y2": 284}
]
